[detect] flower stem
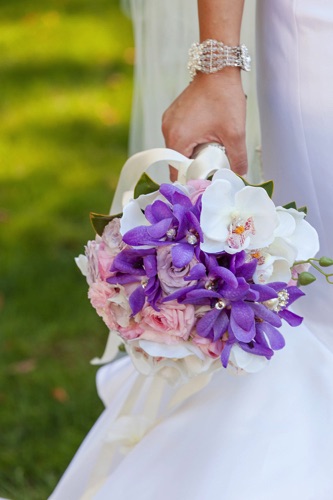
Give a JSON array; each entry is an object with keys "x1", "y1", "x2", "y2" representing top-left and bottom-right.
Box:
[{"x1": 294, "y1": 258, "x2": 333, "y2": 284}]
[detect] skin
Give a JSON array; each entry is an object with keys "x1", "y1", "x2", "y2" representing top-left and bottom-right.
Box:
[{"x1": 162, "y1": 0, "x2": 247, "y2": 179}]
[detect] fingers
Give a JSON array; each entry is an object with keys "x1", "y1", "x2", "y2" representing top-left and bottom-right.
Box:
[
  {"x1": 162, "y1": 117, "x2": 197, "y2": 159},
  {"x1": 161, "y1": 79, "x2": 248, "y2": 176},
  {"x1": 169, "y1": 165, "x2": 178, "y2": 182},
  {"x1": 224, "y1": 135, "x2": 248, "y2": 175}
]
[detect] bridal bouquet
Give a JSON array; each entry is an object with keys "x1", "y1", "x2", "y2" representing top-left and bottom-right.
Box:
[{"x1": 76, "y1": 146, "x2": 329, "y2": 380}]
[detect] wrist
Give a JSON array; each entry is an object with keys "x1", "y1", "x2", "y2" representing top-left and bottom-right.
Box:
[{"x1": 188, "y1": 39, "x2": 251, "y2": 81}]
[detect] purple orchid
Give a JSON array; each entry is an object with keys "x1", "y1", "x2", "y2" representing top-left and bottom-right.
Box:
[
  {"x1": 107, "y1": 248, "x2": 162, "y2": 314},
  {"x1": 164, "y1": 250, "x2": 304, "y2": 367},
  {"x1": 122, "y1": 184, "x2": 203, "y2": 267}
]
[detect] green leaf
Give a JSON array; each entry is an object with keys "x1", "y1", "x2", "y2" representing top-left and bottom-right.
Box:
[
  {"x1": 134, "y1": 173, "x2": 160, "y2": 199},
  {"x1": 241, "y1": 178, "x2": 274, "y2": 198},
  {"x1": 297, "y1": 205, "x2": 308, "y2": 215},
  {"x1": 283, "y1": 201, "x2": 297, "y2": 210},
  {"x1": 90, "y1": 212, "x2": 122, "y2": 236},
  {"x1": 319, "y1": 256, "x2": 333, "y2": 267},
  {"x1": 298, "y1": 271, "x2": 316, "y2": 286},
  {"x1": 118, "y1": 344, "x2": 126, "y2": 353},
  {"x1": 282, "y1": 202, "x2": 308, "y2": 215}
]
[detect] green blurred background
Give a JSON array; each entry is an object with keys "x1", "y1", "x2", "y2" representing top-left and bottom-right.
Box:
[{"x1": 0, "y1": 1, "x2": 133, "y2": 497}]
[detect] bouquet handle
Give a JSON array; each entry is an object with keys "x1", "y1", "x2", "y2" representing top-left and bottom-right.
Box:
[{"x1": 110, "y1": 144, "x2": 230, "y2": 215}]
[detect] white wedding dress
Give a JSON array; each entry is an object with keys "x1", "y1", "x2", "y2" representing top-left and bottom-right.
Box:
[{"x1": 51, "y1": 1, "x2": 333, "y2": 499}]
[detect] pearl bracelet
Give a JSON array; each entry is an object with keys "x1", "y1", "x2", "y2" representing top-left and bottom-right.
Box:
[{"x1": 188, "y1": 39, "x2": 251, "y2": 80}]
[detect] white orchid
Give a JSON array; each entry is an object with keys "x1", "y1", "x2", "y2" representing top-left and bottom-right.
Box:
[
  {"x1": 200, "y1": 169, "x2": 278, "y2": 254},
  {"x1": 247, "y1": 207, "x2": 319, "y2": 284},
  {"x1": 274, "y1": 207, "x2": 319, "y2": 261},
  {"x1": 120, "y1": 190, "x2": 159, "y2": 237}
]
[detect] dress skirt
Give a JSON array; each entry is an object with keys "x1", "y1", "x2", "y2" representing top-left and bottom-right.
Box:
[{"x1": 50, "y1": 1, "x2": 333, "y2": 498}]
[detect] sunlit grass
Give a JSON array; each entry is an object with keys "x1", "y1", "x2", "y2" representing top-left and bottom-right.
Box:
[{"x1": 0, "y1": 0, "x2": 133, "y2": 497}]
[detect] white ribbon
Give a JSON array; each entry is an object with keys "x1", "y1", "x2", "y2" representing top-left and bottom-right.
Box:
[{"x1": 110, "y1": 144, "x2": 230, "y2": 215}]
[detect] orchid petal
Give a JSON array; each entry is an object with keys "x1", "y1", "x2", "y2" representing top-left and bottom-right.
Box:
[
  {"x1": 213, "y1": 310, "x2": 229, "y2": 341},
  {"x1": 122, "y1": 226, "x2": 150, "y2": 246},
  {"x1": 120, "y1": 199, "x2": 148, "y2": 236},
  {"x1": 196, "y1": 308, "x2": 220, "y2": 337},
  {"x1": 145, "y1": 200, "x2": 173, "y2": 223},
  {"x1": 235, "y1": 186, "x2": 278, "y2": 249},
  {"x1": 279, "y1": 309, "x2": 303, "y2": 326},
  {"x1": 129, "y1": 285, "x2": 146, "y2": 315},
  {"x1": 143, "y1": 254, "x2": 157, "y2": 277},
  {"x1": 230, "y1": 301, "x2": 255, "y2": 342},
  {"x1": 250, "y1": 302, "x2": 282, "y2": 327},
  {"x1": 286, "y1": 285, "x2": 305, "y2": 305},
  {"x1": 186, "y1": 263, "x2": 207, "y2": 281},
  {"x1": 147, "y1": 218, "x2": 173, "y2": 238},
  {"x1": 238, "y1": 341, "x2": 273, "y2": 359},
  {"x1": 256, "y1": 321, "x2": 285, "y2": 350},
  {"x1": 172, "y1": 243, "x2": 194, "y2": 267},
  {"x1": 221, "y1": 342, "x2": 234, "y2": 368},
  {"x1": 250, "y1": 284, "x2": 278, "y2": 302},
  {"x1": 214, "y1": 266, "x2": 238, "y2": 288},
  {"x1": 159, "y1": 184, "x2": 192, "y2": 209}
]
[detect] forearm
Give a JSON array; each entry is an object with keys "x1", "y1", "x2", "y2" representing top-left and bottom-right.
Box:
[
  {"x1": 162, "y1": 0, "x2": 248, "y2": 174},
  {"x1": 198, "y1": 0, "x2": 244, "y2": 45}
]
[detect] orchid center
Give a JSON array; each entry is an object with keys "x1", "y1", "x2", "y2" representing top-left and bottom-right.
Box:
[
  {"x1": 166, "y1": 228, "x2": 177, "y2": 240},
  {"x1": 248, "y1": 249, "x2": 266, "y2": 265},
  {"x1": 215, "y1": 299, "x2": 227, "y2": 310},
  {"x1": 227, "y1": 215, "x2": 255, "y2": 249},
  {"x1": 186, "y1": 231, "x2": 198, "y2": 245},
  {"x1": 263, "y1": 289, "x2": 289, "y2": 312},
  {"x1": 205, "y1": 280, "x2": 216, "y2": 290}
]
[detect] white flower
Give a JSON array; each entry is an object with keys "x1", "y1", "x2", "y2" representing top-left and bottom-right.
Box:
[
  {"x1": 75, "y1": 254, "x2": 88, "y2": 277},
  {"x1": 200, "y1": 170, "x2": 278, "y2": 254},
  {"x1": 125, "y1": 339, "x2": 221, "y2": 385},
  {"x1": 229, "y1": 344, "x2": 269, "y2": 373},
  {"x1": 75, "y1": 239, "x2": 101, "y2": 285},
  {"x1": 249, "y1": 241, "x2": 296, "y2": 284},
  {"x1": 248, "y1": 207, "x2": 319, "y2": 284},
  {"x1": 274, "y1": 207, "x2": 319, "y2": 261},
  {"x1": 120, "y1": 190, "x2": 159, "y2": 237}
]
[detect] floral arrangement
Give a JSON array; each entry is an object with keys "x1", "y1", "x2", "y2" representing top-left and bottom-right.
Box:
[{"x1": 76, "y1": 147, "x2": 332, "y2": 380}]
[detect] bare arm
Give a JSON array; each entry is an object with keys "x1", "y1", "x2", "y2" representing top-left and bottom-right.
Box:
[{"x1": 162, "y1": 0, "x2": 247, "y2": 177}]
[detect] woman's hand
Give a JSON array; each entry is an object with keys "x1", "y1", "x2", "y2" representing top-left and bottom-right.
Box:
[{"x1": 162, "y1": 69, "x2": 247, "y2": 179}]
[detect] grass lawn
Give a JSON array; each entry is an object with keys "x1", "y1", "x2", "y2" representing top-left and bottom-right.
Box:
[{"x1": 0, "y1": 1, "x2": 133, "y2": 497}]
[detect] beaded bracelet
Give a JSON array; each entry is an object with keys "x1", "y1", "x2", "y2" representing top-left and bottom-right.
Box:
[{"x1": 188, "y1": 39, "x2": 251, "y2": 80}]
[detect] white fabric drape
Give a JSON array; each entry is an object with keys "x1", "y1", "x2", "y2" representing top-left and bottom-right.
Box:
[
  {"x1": 256, "y1": 0, "x2": 333, "y2": 352},
  {"x1": 50, "y1": 2, "x2": 333, "y2": 498}
]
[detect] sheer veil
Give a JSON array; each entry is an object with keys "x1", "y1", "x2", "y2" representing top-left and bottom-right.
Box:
[{"x1": 121, "y1": 0, "x2": 261, "y2": 182}]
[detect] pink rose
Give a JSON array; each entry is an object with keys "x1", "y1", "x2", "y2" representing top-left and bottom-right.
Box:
[
  {"x1": 88, "y1": 281, "x2": 131, "y2": 330},
  {"x1": 102, "y1": 218, "x2": 126, "y2": 256},
  {"x1": 96, "y1": 219, "x2": 127, "y2": 281},
  {"x1": 192, "y1": 334, "x2": 224, "y2": 358},
  {"x1": 84, "y1": 239, "x2": 102, "y2": 285},
  {"x1": 186, "y1": 179, "x2": 211, "y2": 203},
  {"x1": 119, "y1": 319, "x2": 144, "y2": 341},
  {"x1": 157, "y1": 245, "x2": 197, "y2": 294},
  {"x1": 97, "y1": 241, "x2": 116, "y2": 281},
  {"x1": 140, "y1": 301, "x2": 195, "y2": 344}
]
